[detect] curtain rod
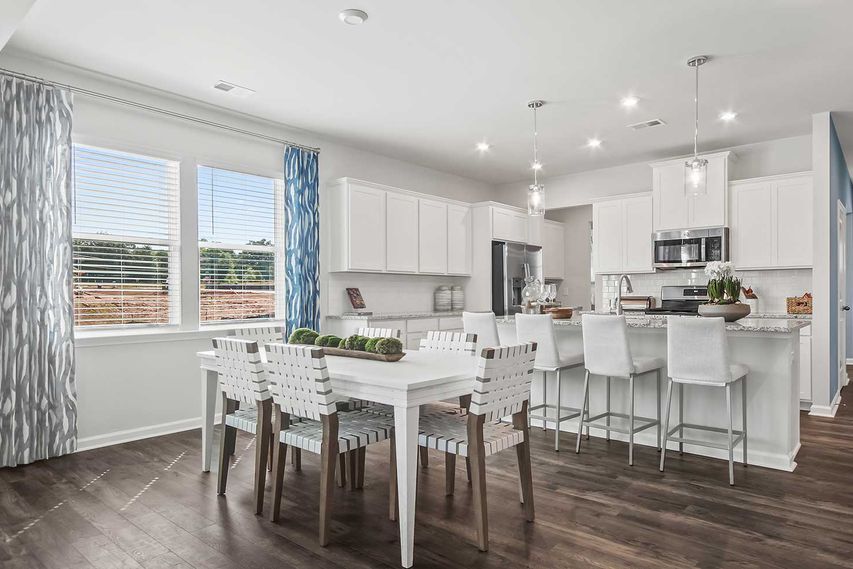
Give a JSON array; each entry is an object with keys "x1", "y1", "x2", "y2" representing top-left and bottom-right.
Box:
[{"x1": 0, "y1": 67, "x2": 321, "y2": 154}]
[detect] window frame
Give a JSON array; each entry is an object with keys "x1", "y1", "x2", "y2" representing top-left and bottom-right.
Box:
[
  {"x1": 196, "y1": 164, "x2": 285, "y2": 326},
  {"x1": 71, "y1": 142, "x2": 182, "y2": 330}
]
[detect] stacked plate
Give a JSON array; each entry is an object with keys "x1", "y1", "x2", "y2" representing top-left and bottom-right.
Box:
[{"x1": 434, "y1": 285, "x2": 452, "y2": 312}]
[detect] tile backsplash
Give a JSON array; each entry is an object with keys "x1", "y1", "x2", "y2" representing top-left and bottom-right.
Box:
[{"x1": 597, "y1": 269, "x2": 812, "y2": 314}]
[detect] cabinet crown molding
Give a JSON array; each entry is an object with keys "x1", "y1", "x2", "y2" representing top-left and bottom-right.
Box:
[
  {"x1": 648, "y1": 150, "x2": 734, "y2": 169},
  {"x1": 729, "y1": 171, "x2": 813, "y2": 186},
  {"x1": 331, "y1": 177, "x2": 471, "y2": 208}
]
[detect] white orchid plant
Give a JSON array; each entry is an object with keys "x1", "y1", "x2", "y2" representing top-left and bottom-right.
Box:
[{"x1": 704, "y1": 261, "x2": 741, "y2": 304}]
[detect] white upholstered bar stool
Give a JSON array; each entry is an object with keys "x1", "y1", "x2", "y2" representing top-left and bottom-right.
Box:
[
  {"x1": 515, "y1": 314, "x2": 583, "y2": 451},
  {"x1": 660, "y1": 316, "x2": 748, "y2": 485},
  {"x1": 462, "y1": 311, "x2": 501, "y2": 351},
  {"x1": 577, "y1": 314, "x2": 665, "y2": 465}
]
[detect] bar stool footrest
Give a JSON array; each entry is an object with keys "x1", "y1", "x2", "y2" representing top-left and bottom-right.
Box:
[
  {"x1": 665, "y1": 422, "x2": 745, "y2": 451},
  {"x1": 583, "y1": 412, "x2": 659, "y2": 435}
]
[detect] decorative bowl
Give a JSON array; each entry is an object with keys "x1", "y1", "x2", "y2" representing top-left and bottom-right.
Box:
[{"x1": 697, "y1": 303, "x2": 751, "y2": 322}]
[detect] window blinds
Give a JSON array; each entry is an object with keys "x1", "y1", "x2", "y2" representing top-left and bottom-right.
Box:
[
  {"x1": 197, "y1": 165, "x2": 282, "y2": 323},
  {"x1": 72, "y1": 145, "x2": 180, "y2": 327}
]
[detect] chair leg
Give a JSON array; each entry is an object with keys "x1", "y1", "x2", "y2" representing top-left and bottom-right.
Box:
[
  {"x1": 467, "y1": 414, "x2": 489, "y2": 552},
  {"x1": 726, "y1": 384, "x2": 735, "y2": 486},
  {"x1": 513, "y1": 403, "x2": 535, "y2": 522},
  {"x1": 576, "y1": 370, "x2": 590, "y2": 454},
  {"x1": 678, "y1": 383, "x2": 684, "y2": 454},
  {"x1": 217, "y1": 395, "x2": 236, "y2": 495},
  {"x1": 319, "y1": 414, "x2": 339, "y2": 547},
  {"x1": 337, "y1": 454, "x2": 347, "y2": 488},
  {"x1": 742, "y1": 376, "x2": 748, "y2": 467},
  {"x1": 356, "y1": 447, "x2": 366, "y2": 489},
  {"x1": 459, "y1": 394, "x2": 471, "y2": 412},
  {"x1": 270, "y1": 406, "x2": 289, "y2": 523},
  {"x1": 389, "y1": 433, "x2": 398, "y2": 522},
  {"x1": 554, "y1": 369, "x2": 562, "y2": 452},
  {"x1": 293, "y1": 448, "x2": 302, "y2": 471},
  {"x1": 605, "y1": 376, "x2": 611, "y2": 441},
  {"x1": 445, "y1": 452, "x2": 456, "y2": 496},
  {"x1": 656, "y1": 369, "x2": 662, "y2": 451},
  {"x1": 268, "y1": 426, "x2": 274, "y2": 472},
  {"x1": 628, "y1": 374, "x2": 635, "y2": 466},
  {"x1": 254, "y1": 400, "x2": 272, "y2": 515},
  {"x1": 465, "y1": 456, "x2": 472, "y2": 483},
  {"x1": 541, "y1": 370, "x2": 548, "y2": 431},
  {"x1": 226, "y1": 401, "x2": 238, "y2": 457},
  {"x1": 346, "y1": 450, "x2": 358, "y2": 491},
  {"x1": 419, "y1": 446, "x2": 429, "y2": 468},
  {"x1": 660, "y1": 379, "x2": 674, "y2": 472}
]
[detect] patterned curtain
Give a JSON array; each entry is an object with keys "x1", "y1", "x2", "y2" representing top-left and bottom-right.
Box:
[
  {"x1": 284, "y1": 145, "x2": 320, "y2": 337},
  {"x1": 0, "y1": 75, "x2": 77, "y2": 467}
]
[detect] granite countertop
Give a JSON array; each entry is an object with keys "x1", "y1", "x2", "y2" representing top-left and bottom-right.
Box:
[
  {"x1": 327, "y1": 311, "x2": 464, "y2": 321},
  {"x1": 496, "y1": 313, "x2": 809, "y2": 334}
]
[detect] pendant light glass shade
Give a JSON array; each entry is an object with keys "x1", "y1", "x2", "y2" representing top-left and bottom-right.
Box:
[
  {"x1": 526, "y1": 100, "x2": 545, "y2": 216},
  {"x1": 685, "y1": 56, "x2": 709, "y2": 196},
  {"x1": 685, "y1": 156, "x2": 708, "y2": 196},
  {"x1": 528, "y1": 183, "x2": 545, "y2": 216}
]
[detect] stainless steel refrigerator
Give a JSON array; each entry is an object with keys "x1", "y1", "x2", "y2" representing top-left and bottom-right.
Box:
[{"x1": 491, "y1": 241, "x2": 543, "y2": 316}]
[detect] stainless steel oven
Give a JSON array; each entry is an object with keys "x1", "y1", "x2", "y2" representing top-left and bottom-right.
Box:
[{"x1": 653, "y1": 227, "x2": 728, "y2": 269}]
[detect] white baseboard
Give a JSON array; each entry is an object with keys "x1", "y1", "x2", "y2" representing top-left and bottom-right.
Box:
[
  {"x1": 799, "y1": 400, "x2": 813, "y2": 412},
  {"x1": 845, "y1": 358, "x2": 853, "y2": 365},
  {"x1": 76, "y1": 413, "x2": 222, "y2": 453},
  {"x1": 808, "y1": 391, "x2": 842, "y2": 418}
]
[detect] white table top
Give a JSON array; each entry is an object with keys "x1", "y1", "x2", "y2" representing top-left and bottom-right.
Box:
[{"x1": 197, "y1": 349, "x2": 477, "y2": 392}]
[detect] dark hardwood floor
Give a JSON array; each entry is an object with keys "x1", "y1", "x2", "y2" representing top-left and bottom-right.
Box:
[{"x1": 3, "y1": 383, "x2": 853, "y2": 569}]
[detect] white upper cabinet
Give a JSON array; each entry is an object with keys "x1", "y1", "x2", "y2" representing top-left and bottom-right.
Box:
[
  {"x1": 593, "y1": 193, "x2": 654, "y2": 274},
  {"x1": 329, "y1": 178, "x2": 471, "y2": 275},
  {"x1": 447, "y1": 204, "x2": 472, "y2": 275},
  {"x1": 652, "y1": 151, "x2": 731, "y2": 231},
  {"x1": 622, "y1": 195, "x2": 654, "y2": 272},
  {"x1": 543, "y1": 220, "x2": 565, "y2": 279},
  {"x1": 343, "y1": 182, "x2": 387, "y2": 272},
  {"x1": 418, "y1": 199, "x2": 448, "y2": 274},
  {"x1": 730, "y1": 172, "x2": 813, "y2": 270},
  {"x1": 492, "y1": 207, "x2": 528, "y2": 243}
]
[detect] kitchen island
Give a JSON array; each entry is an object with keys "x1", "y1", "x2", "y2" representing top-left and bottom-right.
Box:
[{"x1": 497, "y1": 314, "x2": 808, "y2": 471}]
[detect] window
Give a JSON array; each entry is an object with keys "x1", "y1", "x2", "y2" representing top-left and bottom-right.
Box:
[
  {"x1": 72, "y1": 145, "x2": 180, "y2": 327},
  {"x1": 198, "y1": 166, "x2": 283, "y2": 323}
]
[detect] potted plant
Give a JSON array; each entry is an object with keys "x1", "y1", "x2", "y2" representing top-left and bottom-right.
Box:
[{"x1": 697, "y1": 261, "x2": 752, "y2": 322}]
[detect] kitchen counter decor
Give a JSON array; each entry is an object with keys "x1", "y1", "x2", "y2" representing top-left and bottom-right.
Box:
[{"x1": 698, "y1": 261, "x2": 751, "y2": 322}]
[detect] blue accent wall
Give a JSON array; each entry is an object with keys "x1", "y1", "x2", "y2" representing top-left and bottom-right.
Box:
[{"x1": 828, "y1": 117, "x2": 852, "y2": 399}]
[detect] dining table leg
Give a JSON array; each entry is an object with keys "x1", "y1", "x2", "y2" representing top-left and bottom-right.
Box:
[
  {"x1": 201, "y1": 368, "x2": 218, "y2": 472},
  {"x1": 394, "y1": 403, "x2": 419, "y2": 568}
]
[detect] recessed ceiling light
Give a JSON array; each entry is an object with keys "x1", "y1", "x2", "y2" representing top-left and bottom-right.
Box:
[
  {"x1": 476, "y1": 141, "x2": 491, "y2": 152},
  {"x1": 719, "y1": 111, "x2": 738, "y2": 122},
  {"x1": 621, "y1": 96, "x2": 639, "y2": 109},
  {"x1": 531, "y1": 161, "x2": 543, "y2": 171},
  {"x1": 339, "y1": 8, "x2": 368, "y2": 25},
  {"x1": 587, "y1": 138, "x2": 602, "y2": 148}
]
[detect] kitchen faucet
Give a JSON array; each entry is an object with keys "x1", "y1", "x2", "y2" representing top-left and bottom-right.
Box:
[{"x1": 615, "y1": 274, "x2": 633, "y2": 315}]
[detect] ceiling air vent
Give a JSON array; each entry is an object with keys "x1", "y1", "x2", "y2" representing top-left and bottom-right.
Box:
[
  {"x1": 627, "y1": 118, "x2": 666, "y2": 130},
  {"x1": 212, "y1": 80, "x2": 255, "y2": 98}
]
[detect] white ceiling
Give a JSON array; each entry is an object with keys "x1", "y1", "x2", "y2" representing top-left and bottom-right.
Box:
[{"x1": 7, "y1": 0, "x2": 853, "y2": 184}]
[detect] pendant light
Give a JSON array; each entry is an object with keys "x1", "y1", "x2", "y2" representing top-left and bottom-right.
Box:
[
  {"x1": 527, "y1": 100, "x2": 545, "y2": 216},
  {"x1": 685, "y1": 55, "x2": 709, "y2": 196}
]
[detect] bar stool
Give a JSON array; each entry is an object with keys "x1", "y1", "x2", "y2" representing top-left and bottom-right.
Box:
[
  {"x1": 577, "y1": 314, "x2": 664, "y2": 465},
  {"x1": 660, "y1": 316, "x2": 748, "y2": 485},
  {"x1": 462, "y1": 311, "x2": 501, "y2": 350},
  {"x1": 515, "y1": 314, "x2": 583, "y2": 451}
]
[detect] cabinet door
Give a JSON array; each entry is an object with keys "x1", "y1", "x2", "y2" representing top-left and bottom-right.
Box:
[
  {"x1": 447, "y1": 204, "x2": 472, "y2": 275},
  {"x1": 418, "y1": 199, "x2": 448, "y2": 274},
  {"x1": 385, "y1": 192, "x2": 419, "y2": 273},
  {"x1": 653, "y1": 162, "x2": 689, "y2": 231},
  {"x1": 527, "y1": 215, "x2": 543, "y2": 247},
  {"x1": 690, "y1": 154, "x2": 728, "y2": 228},
  {"x1": 348, "y1": 183, "x2": 386, "y2": 271},
  {"x1": 776, "y1": 176, "x2": 813, "y2": 267},
  {"x1": 799, "y1": 334, "x2": 812, "y2": 401},
  {"x1": 493, "y1": 207, "x2": 527, "y2": 243},
  {"x1": 731, "y1": 181, "x2": 773, "y2": 269},
  {"x1": 593, "y1": 201, "x2": 623, "y2": 274},
  {"x1": 622, "y1": 195, "x2": 653, "y2": 272},
  {"x1": 543, "y1": 222, "x2": 565, "y2": 279}
]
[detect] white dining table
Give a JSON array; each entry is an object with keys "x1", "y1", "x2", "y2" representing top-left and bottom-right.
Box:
[{"x1": 197, "y1": 349, "x2": 478, "y2": 568}]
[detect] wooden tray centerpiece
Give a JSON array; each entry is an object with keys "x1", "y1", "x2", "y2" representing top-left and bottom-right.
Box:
[{"x1": 289, "y1": 329, "x2": 406, "y2": 363}]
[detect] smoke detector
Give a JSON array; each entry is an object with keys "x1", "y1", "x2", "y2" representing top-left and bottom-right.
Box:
[
  {"x1": 627, "y1": 118, "x2": 666, "y2": 130},
  {"x1": 212, "y1": 80, "x2": 255, "y2": 98}
]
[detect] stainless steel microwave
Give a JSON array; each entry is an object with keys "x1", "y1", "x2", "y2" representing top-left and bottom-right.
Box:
[{"x1": 653, "y1": 227, "x2": 729, "y2": 269}]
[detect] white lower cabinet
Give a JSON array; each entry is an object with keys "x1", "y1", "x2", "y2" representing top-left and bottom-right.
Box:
[
  {"x1": 730, "y1": 172, "x2": 813, "y2": 270},
  {"x1": 800, "y1": 325, "x2": 812, "y2": 402},
  {"x1": 326, "y1": 315, "x2": 462, "y2": 352},
  {"x1": 593, "y1": 193, "x2": 653, "y2": 274}
]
